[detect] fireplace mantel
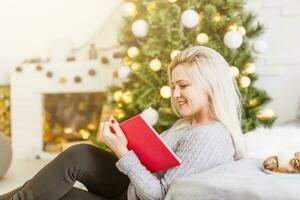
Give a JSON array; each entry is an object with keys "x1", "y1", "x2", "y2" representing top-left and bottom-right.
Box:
[{"x1": 10, "y1": 60, "x2": 116, "y2": 160}]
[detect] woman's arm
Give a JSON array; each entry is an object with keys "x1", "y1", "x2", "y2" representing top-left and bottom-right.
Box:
[{"x1": 116, "y1": 128, "x2": 235, "y2": 200}]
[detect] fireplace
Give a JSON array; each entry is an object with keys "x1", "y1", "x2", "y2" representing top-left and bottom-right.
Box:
[
  {"x1": 10, "y1": 60, "x2": 116, "y2": 160},
  {"x1": 42, "y1": 92, "x2": 106, "y2": 153}
]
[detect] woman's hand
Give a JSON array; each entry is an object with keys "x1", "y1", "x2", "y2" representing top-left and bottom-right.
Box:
[{"x1": 97, "y1": 116, "x2": 129, "y2": 159}]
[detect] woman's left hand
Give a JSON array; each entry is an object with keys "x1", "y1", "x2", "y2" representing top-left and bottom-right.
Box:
[{"x1": 98, "y1": 116, "x2": 129, "y2": 159}]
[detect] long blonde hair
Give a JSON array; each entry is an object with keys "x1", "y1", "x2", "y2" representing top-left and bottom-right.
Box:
[{"x1": 167, "y1": 46, "x2": 247, "y2": 159}]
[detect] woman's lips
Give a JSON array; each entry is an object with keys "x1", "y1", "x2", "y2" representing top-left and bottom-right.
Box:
[{"x1": 177, "y1": 101, "x2": 186, "y2": 105}]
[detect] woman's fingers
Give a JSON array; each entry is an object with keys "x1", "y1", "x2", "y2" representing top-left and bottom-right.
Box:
[
  {"x1": 109, "y1": 116, "x2": 124, "y2": 137},
  {"x1": 96, "y1": 122, "x2": 104, "y2": 142}
]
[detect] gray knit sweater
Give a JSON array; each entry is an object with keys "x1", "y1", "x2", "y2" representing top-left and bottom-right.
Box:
[{"x1": 115, "y1": 121, "x2": 236, "y2": 200}]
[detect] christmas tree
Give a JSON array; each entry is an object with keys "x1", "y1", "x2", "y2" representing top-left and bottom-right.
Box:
[{"x1": 107, "y1": 0, "x2": 276, "y2": 134}]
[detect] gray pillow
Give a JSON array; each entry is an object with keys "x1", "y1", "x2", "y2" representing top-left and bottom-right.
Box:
[{"x1": 0, "y1": 132, "x2": 12, "y2": 179}]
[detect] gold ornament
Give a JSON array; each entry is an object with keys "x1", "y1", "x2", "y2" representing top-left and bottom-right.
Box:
[
  {"x1": 122, "y1": 91, "x2": 133, "y2": 104},
  {"x1": 160, "y1": 86, "x2": 171, "y2": 98},
  {"x1": 123, "y1": 56, "x2": 133, "y2": 65},
  {"x1": 239, "y1": 76, "x2": 251, "y2": 88},
  {"x1": 114, "y1": 108, "x2": 125, "y2": 119},
  {"x1": 131, "y1": 62, "x2": 141, "y2": 70},
  {"x1": 238, "y1": 26, "x2": 246, "y2": 36},
  {"x1": 249, "y1": 98, "x2": 258, "y2": 107},
  {"x1": 244, "y1": 63, "x2": 256, "y2": 74},
  {"x1": 113, "y1": 90, "x2": 123, "y2": 102},
  {"x1": 150, "y1": 58, "x2": 161, "y2": 71},
  {"x1": 127, "y1": 46, "x2": 139, "y2": 58},
  {"x1": 230, "y1": 66, "x2": 240, "y2": 77},
  {"x1": 170, "y1": 50, "x2": 180, "y2": 60},
  {"x1": 214, "y1": 13, "x2": 222, "y2": 22},
  {"x1": 196, "y1": 33, "x2": 209, "y2": 44}
]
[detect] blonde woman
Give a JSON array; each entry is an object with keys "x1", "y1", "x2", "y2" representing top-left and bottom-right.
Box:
[{"x1": 0, "y1": 46, "x2": 246, "y2": 200}]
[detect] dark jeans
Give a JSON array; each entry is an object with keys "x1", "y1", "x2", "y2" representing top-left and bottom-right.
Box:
[{"x1": 0, "y1": 144, "x2": 130, "y2": 200}]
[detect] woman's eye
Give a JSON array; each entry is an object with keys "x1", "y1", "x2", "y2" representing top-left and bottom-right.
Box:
[{"x1": 180, "y1": 85, "x2": 188, "y2": 88}]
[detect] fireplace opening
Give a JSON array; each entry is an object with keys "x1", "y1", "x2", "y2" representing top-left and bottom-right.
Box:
[{"x1": 42, "y1": 92, "x2": 106, "y2": 153}]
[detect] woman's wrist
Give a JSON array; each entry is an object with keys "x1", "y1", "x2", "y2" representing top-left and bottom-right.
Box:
[{"x1": 115, "y1": 148, "x2": 129, "y2": 159}]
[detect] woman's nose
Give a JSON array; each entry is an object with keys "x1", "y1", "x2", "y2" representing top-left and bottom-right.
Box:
[{"x1": 173, "y1": 87, "x2": 181, "y2": 98}]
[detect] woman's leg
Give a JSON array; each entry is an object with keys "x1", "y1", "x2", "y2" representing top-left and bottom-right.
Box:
[
  {"x1": 59, "y1": 187, "x2": 109, "y2": 200},
  {"x1": 1, "y1": 144, "x2": 130, "y2": 200}
]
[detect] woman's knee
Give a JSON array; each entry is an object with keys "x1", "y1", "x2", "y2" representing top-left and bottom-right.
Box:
[{"x1": 59, "y1": 144, "x2": 96, "y2": 162}]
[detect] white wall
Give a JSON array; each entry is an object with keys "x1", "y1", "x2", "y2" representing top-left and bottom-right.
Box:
[
  {"x1": 0, "y1": 0, "x2": 299, "y2": 124},
  {"x1": 0, "y1": 0, "x2": 121, "y2": 84},
  {"x1": 245, "y1": 0, "x2": 300, "y2": 124}
]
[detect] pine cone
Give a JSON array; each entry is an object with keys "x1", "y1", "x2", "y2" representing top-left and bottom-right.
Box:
[
  {"x1": 294, "y1": 152, "x2": 300, "y2": 159},
  {"x1": 263, "y1": 156, "x2": 278, "y2": 171},
  {"x1": 289, "y1": 158, "x2": 300, "y2": 171}
]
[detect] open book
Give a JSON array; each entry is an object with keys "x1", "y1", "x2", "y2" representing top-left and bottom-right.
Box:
[{"x1": 118, "y1": 114, "x2": 181, "y2": 173}]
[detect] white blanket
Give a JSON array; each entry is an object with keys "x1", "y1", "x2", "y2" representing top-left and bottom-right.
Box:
[{"x1": 165, "y1": 158, "x2": 300, "y2": 200}]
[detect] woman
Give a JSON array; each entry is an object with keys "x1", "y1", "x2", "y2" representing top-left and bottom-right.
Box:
[{"x1": 0, "y1": 46, "x2": 247, "y2": 200}]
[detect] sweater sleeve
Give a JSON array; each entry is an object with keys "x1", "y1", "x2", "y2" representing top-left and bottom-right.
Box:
[{"x1": 115, "y1": 127, "x2": 235, "y2": 200}]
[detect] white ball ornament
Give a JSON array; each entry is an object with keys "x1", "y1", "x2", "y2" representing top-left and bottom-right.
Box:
[
  {"x1": 141, "y1": 107, "x2": 159, "y2": 125},
  {"x1": 181, "y1": 9, "x2": 199, "y2": 28},
  {"x1": 252, "y1": 40, "x2": 268, "y2": 54},
  {"x1": 223, "y1": 31, "x2": 243, "y2": 49},
  {"x1": 131, "y1": 19, "x2": 149, "y2": 38},
  {"x1": 118, "y1": 65, "x2": 131, "y2": 80}
]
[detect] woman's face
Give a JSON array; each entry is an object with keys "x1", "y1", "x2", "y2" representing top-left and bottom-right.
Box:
[{"x1": 171, "y1": 64, "x2": 210, "y2": 119}]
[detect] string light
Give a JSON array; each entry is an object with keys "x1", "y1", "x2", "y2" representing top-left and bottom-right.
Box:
[
  {"x1": 168, "y1": 0, "x2": 178, "y2": 2},
  {"x1": 228, "y1": 24, "x2": 238, "y2": 31},
  {"x1": 196, "y1": 33, "x2": 209, "y2": 44},
  {"x1": 238, "y1": 26, "x2": 246, "y2": 36},
  {"x1": 131, "y1": 62, "x2": 141, "y2": 70},
  {"x1": 239, "y1": 76, "x2": 251, "y2": 88},
  {"x1": 230, "y1": 66, "x2": 240, "y2": 77},
  {"x1": 244, "y1": 63, "x2": 256, "y2": 74},
  {"x1": 256, "y1": 108, "x2": 275, "y2": 119},
  {"x1": 122, "y1": 2, "x2": 136, "y2": 17},
  {"x1": 122, "y1": 91, "x2": 133, "y2": 104},
  {"x1": 160, "y1": 86, "x2": 171, "y2": 98},
  {"x1": 150, "y1": 58, "x2": 162, "y2": 71},
  {"x1": 113, "y1": 90, "x2": 123, "y2": 102},
  {"x1": 79, "y1": 129, "x2": 90, "y2": 140},
  {"x1": 214, "y1": 13, "x2": 222, "y2": 22},
  {"x1": 170, "y1": 50, "x2": 180, "y2": 60},
  {"x1": 127, "y1": 46, "x2": 139, "y2": 58},
  {"x1": 147, "y1": 2, "x2": 157, "y2": 13}
]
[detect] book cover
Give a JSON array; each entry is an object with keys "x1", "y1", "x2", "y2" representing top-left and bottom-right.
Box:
[{"x1": 118, "y1": 114, "x2": 181, "y2": 173}]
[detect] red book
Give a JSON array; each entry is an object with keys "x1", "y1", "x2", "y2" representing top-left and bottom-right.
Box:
[{"x1": 118, "y1": 114, "x2": 181, "y2": 173}]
